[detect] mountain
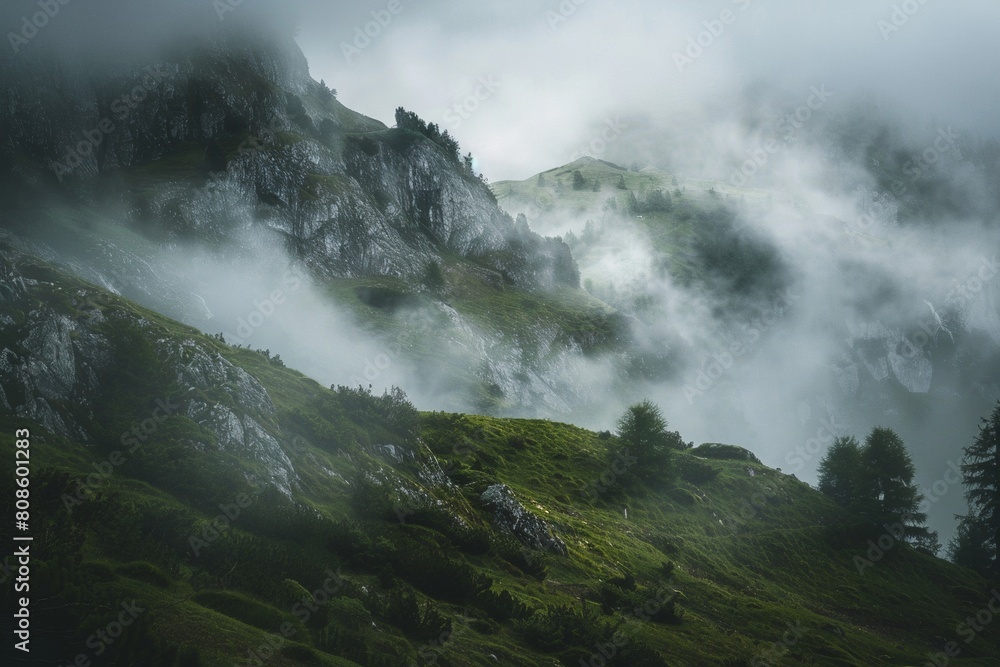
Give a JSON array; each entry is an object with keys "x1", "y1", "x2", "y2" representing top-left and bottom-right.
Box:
[
  {"x1": 1, "y1": 245, "x2": 998, "y2": 665},
  {"x1": 2, "y1": 15, "x2": 1000, "y2": 667},
  {"x1": 0, "y1": 24, "x2": 611, "y2": 419}
]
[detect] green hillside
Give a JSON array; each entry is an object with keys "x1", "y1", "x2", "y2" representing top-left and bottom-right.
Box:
[{"x1": 2, "y1": 248, "x2": 998, "y2": 666}]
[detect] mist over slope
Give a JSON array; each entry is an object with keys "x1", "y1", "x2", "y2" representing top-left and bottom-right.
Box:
[
  {"x1": 492, "y1": 107, "x2": 1000, "y2": 546},
  {"x1": 0, "y1": 5, "x2": 610, "y2": 420},
  {"x1": 1, "y1": 244, "x2": 998, "y2": 665},
  {"x1": 2, "y1": 1, "x2": 1000, "y2": 663}
]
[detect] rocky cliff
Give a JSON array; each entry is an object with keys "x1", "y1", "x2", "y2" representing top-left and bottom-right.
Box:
[{"x1": 0, "y1": 23, "x2": 576, "y2": 290}]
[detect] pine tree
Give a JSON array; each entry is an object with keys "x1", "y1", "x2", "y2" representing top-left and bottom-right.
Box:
[
  {"x1": 615, "y1": 400, "x2": 683, "y2": 486},
  {"x1": 319, "y1": 79, "x2": 336, "y2": 100},
  {"x1": 627, "y1": 191, "x2": 639, "y2": 215},
  {"x1": 818, "y1": 436, "x2": 864, "y2": 511},
  {"x1": 955, "y1": 400, "x2": 1000, "y2": 572},
  {"x1": 948, "y1": 514, "x2": 994, "y2": 572},
  {"x1": 818, "y1": 427, "x2": 935, "y2": 548},
  {"x1": 861, "y1": 427, "x2": 932, "y2": 543},
  {"x1": 645, "y1": 189, "x2": 671, "y2": 212}
]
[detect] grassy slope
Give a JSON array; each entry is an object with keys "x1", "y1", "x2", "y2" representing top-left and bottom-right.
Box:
[{"x1": 1, "y1": 255, "x2": 998, "y2": 666}]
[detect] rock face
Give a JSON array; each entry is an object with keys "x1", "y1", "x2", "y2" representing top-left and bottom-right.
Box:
[
  {"x1": 0, "y1": 247, "x2": 297, "y2": 494},
  {"x1": 0, "y1": 26, "x2": 577, "y2": 292},
  {"x1": 480, "y1": 483, "x2": 567, "y2": 556},
  {"x1": 0, "y1": 22, "x2": 586, "y2": 418}
]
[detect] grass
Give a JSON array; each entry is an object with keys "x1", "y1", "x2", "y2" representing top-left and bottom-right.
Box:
[{"x1": 2, "y1": 243, "x2": 999, "y2": 666}]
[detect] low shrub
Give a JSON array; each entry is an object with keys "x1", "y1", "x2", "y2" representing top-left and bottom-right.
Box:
[{"x1": 691, "y1": 443, "x2": 761, "y2": 464}]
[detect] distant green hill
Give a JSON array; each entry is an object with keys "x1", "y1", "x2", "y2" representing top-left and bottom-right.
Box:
[
  {"x1": 2, "y1": 246, "x2": 997, "y2": 666},
  {"x1": 493, "y1": 156, "x2": 793, "y2": 321}
]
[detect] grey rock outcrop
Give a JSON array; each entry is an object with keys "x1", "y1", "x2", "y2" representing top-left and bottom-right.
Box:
[
  {"x1": 0, "y1": 248, "x2": 297, "y2": 494},
  {"x1": 0, "y1": 27, "x2": 577, "y2": 292},
  {"x1": 480, "y1": 483, "x2": 567, "y2": 556}
]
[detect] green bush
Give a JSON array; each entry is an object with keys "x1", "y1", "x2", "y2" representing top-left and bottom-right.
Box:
[
  {"x1": 328, "y1": 596, "x2": 372, "y2": 631},
  {"x1": 667, "y1": 487, "x2": 698, "y2": 506},
  {"x1": 678, "y1": 457, "x2": 720, "y2": 484},
  {"x1": 491, "y1": 533, "x2": 549, "y2": 580},
  {"x1": 380, "y1": 586, "x2": 452, "y2": 640},
  {"x1": 691, "y1": 443, "x2": 761, "y2": 464},
  {"x1": 516, "y1": 604, "x2": 612, "y2": 654},
  {"x1": 477, "y1": 588, "x2": 531, "y2": 620},
  {"x1": 332, "y1": 384, "x2": 420, "y2": 442},
  {"x1": 403, "y1": 505, "x2": 491, "y2": 555}
]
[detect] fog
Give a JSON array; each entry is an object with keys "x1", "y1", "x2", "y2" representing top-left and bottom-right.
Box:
[
  {"x1": 302, "y1": 0, "x2": 1000, "y2": 546},
  {"x1": 4, "y1": 0, "x2": 1000, "y2": 546}
]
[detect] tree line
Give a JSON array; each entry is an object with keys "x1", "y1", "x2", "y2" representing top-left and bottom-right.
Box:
[
  {"x1": 613, "y1": 397, "x2": 998, "y2": 574},
  {"x1": 818, "y1": 401, "x2": 1000, "y2": 573}
]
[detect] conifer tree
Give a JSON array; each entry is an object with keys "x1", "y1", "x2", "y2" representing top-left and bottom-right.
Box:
[{"x1": 952, "y1": 401, "x2": 1000, "y2": 572}]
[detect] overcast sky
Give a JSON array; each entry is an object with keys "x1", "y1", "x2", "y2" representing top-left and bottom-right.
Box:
[{"x1": 292, "y1": 0, "x2": 1000, "y2": 181}]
